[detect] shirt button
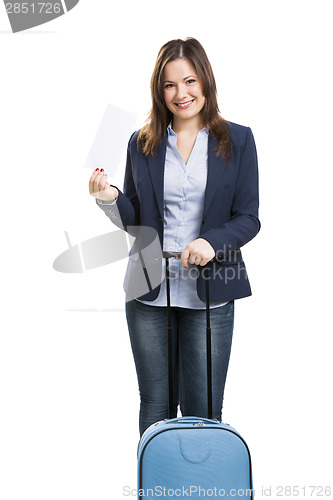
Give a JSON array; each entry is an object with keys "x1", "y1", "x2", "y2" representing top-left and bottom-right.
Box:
[{"x1": 183, "y1": 197, "x2": 186, "y2": 201}]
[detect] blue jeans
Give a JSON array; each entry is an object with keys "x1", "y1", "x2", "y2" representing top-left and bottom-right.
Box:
[{"x1": 125, "y1": 299, "x2": 234, "y2": 436}]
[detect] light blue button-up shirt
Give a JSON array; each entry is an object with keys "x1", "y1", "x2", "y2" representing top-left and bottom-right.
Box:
[{"x1": 138, "y1": 124, "x2": 227, "y2": 309}]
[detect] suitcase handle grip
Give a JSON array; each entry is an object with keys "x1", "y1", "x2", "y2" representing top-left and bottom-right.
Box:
[
  {"x1": 162, "y1": 251, "x2": 182, "y2": 259},
  {"x1": 165, "y1": 417, "x2": 220, "y2": 425}
]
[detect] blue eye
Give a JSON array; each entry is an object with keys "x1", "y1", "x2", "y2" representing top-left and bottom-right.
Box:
[
  {"x1": 186, "y1": 79, "x2": 195, "y2": 84},
  {"x1": 164, "y1": 83, "x2": 174, "y2": 89}
]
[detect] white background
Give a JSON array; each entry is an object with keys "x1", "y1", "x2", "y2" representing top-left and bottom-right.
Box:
[{"x1": 1, "y1": 1, "x2": 332, "y2": 498}]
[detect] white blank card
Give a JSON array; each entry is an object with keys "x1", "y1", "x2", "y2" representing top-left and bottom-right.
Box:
[{"x1": 84, "y1": 104, "x2": 138, "y2": 176}]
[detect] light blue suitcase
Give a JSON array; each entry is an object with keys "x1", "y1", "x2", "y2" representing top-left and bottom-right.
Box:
[
  {"x1": 137, "y1": 417, "x2": 253, "y2": 499},
  {"x1": 136, "y1": 253, "x2": 254, "y2": 499}
]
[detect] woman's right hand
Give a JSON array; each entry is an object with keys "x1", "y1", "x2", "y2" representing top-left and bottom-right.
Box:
[{"x1": 89, "y1": 168, "x2": 119, "y2": 202}]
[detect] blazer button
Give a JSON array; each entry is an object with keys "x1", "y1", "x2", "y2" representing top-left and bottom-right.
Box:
[{"x1": 202, "y1": 217, "x2": 206, "y2": 224}]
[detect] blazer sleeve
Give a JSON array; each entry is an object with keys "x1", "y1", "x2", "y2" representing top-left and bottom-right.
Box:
[
  {"x1": 200, "y1": 127, "x2": 260, "y2": 258},
  {"x1": 96, "y1": 132, "x2": 141, "y2": 231}
]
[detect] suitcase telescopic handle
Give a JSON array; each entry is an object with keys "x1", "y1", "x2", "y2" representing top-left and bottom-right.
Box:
[{"x1": 164, "y1": 250, "x2": 213, "y2": 420}]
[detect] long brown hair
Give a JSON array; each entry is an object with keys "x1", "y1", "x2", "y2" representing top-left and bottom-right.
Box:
[{"x1": 138, "y1": 37, "x2": 233, "y2": 161}]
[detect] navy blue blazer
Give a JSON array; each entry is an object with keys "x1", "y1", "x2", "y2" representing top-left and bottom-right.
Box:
[{"x1": 98, "y1": 121, "x2": 260, "y2": 302}]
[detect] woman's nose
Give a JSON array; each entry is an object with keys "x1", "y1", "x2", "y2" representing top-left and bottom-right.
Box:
[{"x1": 175, "y1": 84, "x2": 187, "y2": 100}]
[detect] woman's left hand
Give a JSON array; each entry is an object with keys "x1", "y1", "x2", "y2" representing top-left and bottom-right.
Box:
[{"x1": 178, "y1": 238, "x2": 215, "y2": 268}]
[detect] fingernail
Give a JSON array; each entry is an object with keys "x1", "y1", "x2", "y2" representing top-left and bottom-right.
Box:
[
  {"x1": 100, "y1": 169, "x2": 104, "y2": 172},
  {"x1": 95, "y1": 168, "x2": 99, "y2": 171}
]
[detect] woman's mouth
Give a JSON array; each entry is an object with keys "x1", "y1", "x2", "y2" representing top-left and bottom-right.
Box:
[{"x1": 175, "y1": 99, "x2": 194, "y2": 109}]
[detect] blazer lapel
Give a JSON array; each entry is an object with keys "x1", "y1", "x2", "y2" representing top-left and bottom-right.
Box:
[
  {"x1": 203, "y1": 134, "x2": 229, "y2": 217},
  {"x1": 147, "y1": 134, "x2": 168, "y2": 220}
]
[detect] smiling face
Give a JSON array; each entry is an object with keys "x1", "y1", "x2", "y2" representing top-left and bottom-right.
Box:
[{"x1": 162, "y1": 58, "x2": 206, "y2": 131}]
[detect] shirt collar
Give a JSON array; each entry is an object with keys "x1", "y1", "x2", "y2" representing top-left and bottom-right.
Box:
[{"x1": 167, "y1": 122, "x2": 209, "y2": 136}]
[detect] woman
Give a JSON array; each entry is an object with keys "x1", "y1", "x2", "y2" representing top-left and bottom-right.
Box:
[{"x1": 89, "y1": 38, "x2": 260, "y2": 437}]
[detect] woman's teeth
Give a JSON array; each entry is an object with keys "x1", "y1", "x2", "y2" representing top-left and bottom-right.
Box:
[{"x1": 175, "y1": 100, "x2": 194, "y2": 108}]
